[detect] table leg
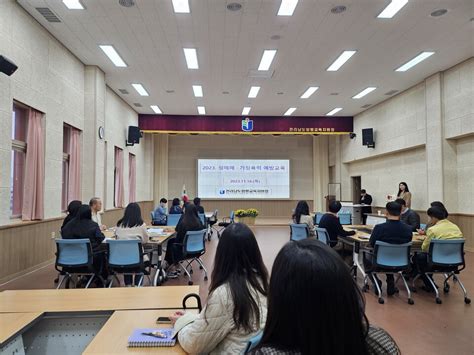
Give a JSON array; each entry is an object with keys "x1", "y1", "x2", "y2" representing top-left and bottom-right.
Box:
[
  {"x1": 153, "y1": 243, "x2": 166, "y2": 286},
  {"x1": 353, "y1": 241, "x2": 366, "y2": 279}
]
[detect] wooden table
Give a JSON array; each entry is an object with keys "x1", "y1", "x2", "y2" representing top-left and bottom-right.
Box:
[
  {"x1": 0, "y1": 312, "x2": 42, "y2": 346},
  {"x1": 83, "y1": 309, "x2": 197, "y2": 354},
  {"x1": 0, "y1": 286, "x2": 199, "y2": 313}
]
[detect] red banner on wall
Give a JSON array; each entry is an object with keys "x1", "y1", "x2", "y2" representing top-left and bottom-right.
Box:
[{"x1": 139, "y1": 115, "x2": 353, "y2": 135}]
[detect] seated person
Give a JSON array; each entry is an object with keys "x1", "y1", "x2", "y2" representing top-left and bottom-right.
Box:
[
  {"x1": 164, "y1": 203, "x2": 205, "y2": 274},
  {"x1": 115, "y1": 203, "x2": 150, "y2": 286},
  {"x1": 89, "y1": 197, "x2": 106, "y2": 230},
  {"x1": 153, "y1": 198, "x2": 168, "y2": 225},
  {"x1": 417, "y1": 201, "x2": 449, "y2": 234},
  {"x1": 253, "y1": 239, "x2": 400, "y2": 355},
  {"x1": 364, "y1": 202, "x2": 413, "y2": 296},
  {"x1": 61, "y1": 205, "x2": 106, "y2": 279},
  {"x1": 318, "y1": 201, "x2": 355, "y2": 248},
  {"x1": 412, "y1": 206, "x2": 463, "y2": 291},
  {"x1": 396, "y1": 198, "x2": 420, "y2": 231},
  {"x1": 171, "y1": 223, "x2": 268, "y2": 354},
  {"x1": 61, "y1": 200, "x2": 82, "y2": 231},
  {"x1": 169, "y1": 198, "x2": 183, "y2": 214},
  {"x1": 193, "y1": 197, "x2": 205, "y2": 214},
  {"x1": 292, "y1": 200, "x2": 314, "y2": 236}
]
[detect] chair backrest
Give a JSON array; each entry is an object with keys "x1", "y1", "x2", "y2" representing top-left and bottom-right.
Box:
[
  {"x1": 315, "y1": 227, "x2": 330, "y2": 245},
  {"x1": 244, "y1": 331, "x2": 263, "y2": 354},
  {"x1": 150, "y1": 211, "x2": 155, "y2": 221},
  {"x1": 56, "y1": 239, "x2": 92, "y2": 267},
  {"x1": 230, "y1": 210, "x2": 235, "y2": 222},
  {"x1": 183, "y1": 230, "x2": 207, "y2": 255},
  {"x1": 429, "y1": 239, "x2": 465, "y2": 266},
  {"x1": 167, "y1": 214, "x2": 182, "y2": 226},
  {"x1": 338, "y1": 212, "x2": 351, "y2": 225},
  {"x1": 107, "y1": 239, "x2": 142, "y2": 267},
  {"x1": 420, "y1": 223, "x2": 427, "y2": 230},
  {"x1": 374, "y1": 241, "x2": 412, "y2": 268},
  {"x1": 290, "y1": 224, "x2": 309, "y2": 241},
  {"x1": 198, "y1": 213, "x2": 206, "y2": 226},
  {"x1": 314, "y1": 212, "x2": 324, "y2": 225}
]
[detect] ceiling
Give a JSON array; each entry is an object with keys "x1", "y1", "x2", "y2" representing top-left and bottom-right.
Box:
[{"x1": 17, "y1": 0, "x2": 474, "y2": 117}]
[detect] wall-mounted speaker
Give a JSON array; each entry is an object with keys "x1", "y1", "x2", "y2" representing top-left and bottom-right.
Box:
[
  {"x1": 126, "y1": 126, "x2": 142, "y2": 146},
  {"x1": 362, "y1": 128, "x2": 375, "y2": 148},
  {"x1": 0, "y1": 55, "x2": 18, "y2": 76}
]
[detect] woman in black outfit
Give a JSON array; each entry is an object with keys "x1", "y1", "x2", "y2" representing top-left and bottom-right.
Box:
[
  {"x1": 164, "y1": 204, "x2": 205, "y2": 272},
  {"x1": 61, "y1": 200, "x2": 82, "y2": 230}
]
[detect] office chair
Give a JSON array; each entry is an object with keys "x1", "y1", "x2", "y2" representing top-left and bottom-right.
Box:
[
  {"x1": 174, "y1": 230, "x2": 208, "y2": 285},
  {"x1": 244, "y1": 331, "x2": 263, "y2": 354},
  {"x1": 412, "y1": 239, "x2": 470, "y2": 304},
  {"x1": 167, "y1": 213, "x2": 182, "y2": 227},
  {"x1": 207, "y1": 209, "x2": 218, "y2": 241},
  {"x1": 363, "y1": 241, "x2": 413, "y2": 305},
  {"x1": 55, "y1": 239, "x2": 105, "y2": 289},
  {"x1": 314, "y1": 212, "x2": 324, "y2": 225},
  {"x1": 106, "y1": 239, "x2": 152, "y2": 287},
  {"x1": 338, "y1": 212, "x2": 352, "y2": 225},
  {"x1": 290, "y1": 223, "x2": 310, "y2": 241},
  {"x1": 420, "y1": 223, "x2": 427, "y2": 230},
  {"x1": 216, "y1": 210, "x2": 235, "y2": 238},
  {"x1": 315, "y1": 227, "x2": 330, "y2": 245}
]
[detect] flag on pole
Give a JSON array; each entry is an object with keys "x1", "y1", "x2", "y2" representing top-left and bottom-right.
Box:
[{"x1": 182, "y1": 184, "x2": 189, "y2": 203}]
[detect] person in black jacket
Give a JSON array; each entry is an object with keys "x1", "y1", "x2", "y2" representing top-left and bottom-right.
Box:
[
  {"x1": 61, "y1": 205, "x2": 106, "y2": 279},
  {"x1": 396, "y1": 198, "x2": 420, "y2": 231},
  {"x1": 318, "y1": 201, "x2": 356, "y2": 249},
  {"x1": 359, "y1": 189, "x2": 373, "y2": 225},
  {"x1": 164, "y1": 203, "x2": 205, "y2": 276},
  {"x1": 364, "y1": 202, "x2": 412, "y2": 295},
  {"x1": 193, "y1": 197, "x2": 205, "y2": 214},
  {"x1": 61, "y1": 200, "x2": 82, "y2": 230}
]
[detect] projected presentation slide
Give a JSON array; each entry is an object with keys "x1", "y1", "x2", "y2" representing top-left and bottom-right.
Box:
[{"x1": 198, "y1": 159, "x2": 290, "y2": 199}]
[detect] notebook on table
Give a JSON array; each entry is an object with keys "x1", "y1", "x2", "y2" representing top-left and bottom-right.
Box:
[{"x1": 128, "y1": 328, "x2": 176, "y2": 347}]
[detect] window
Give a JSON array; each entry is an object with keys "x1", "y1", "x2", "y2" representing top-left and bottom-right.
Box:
[
  {"x1": 61, "y1": 125, "x2": 71, "y2": 212},
  {"x1": 10, "y1": 103, "x2": 28, "y2": 217},
  {"x1": 114, "y1": 147, "x2": 124, "y2": 207}
]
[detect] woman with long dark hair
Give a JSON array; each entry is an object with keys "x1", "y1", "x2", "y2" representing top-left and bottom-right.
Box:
[
  {"x1": 253, "y1": 239, "x2": 399, "y2": 355},
  {"x1": 61, "y1": 200, "x2": 82, "y2": 230},
  {"x1": 169, "y1": 197, "x2": 183, "y2": 214},
  {"x1": 172, "y1": 223, "x2": 269, "y2": 353},
  {"x1": 396, "y1": 182, "x2": 412, "y2": 208},
  {"x1": 292, "y1": 200, "x2": 314, "y2": 235}
]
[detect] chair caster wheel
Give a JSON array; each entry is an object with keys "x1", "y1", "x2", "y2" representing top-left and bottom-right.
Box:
[
  {"x1": 443, "y1": 285, "x2": 450, "y2": 293},
  {"x1": 190, "y1": 269, "x2": 193, "y2": 274},
  {"x1": 378, "y1": 298, "x2": 384, "y2": 304},
  {"x1": 436, "y1": 298, "x2": 442, "y2": 304},
  {"x1": 204, "y1": 276, "x2": 208, "y2": 281},
  {"x1": 54, "y1": 278, "x2": 59, "y2": 283},
  {"x1": 199, "y1": 265, "x2": 203, "y2": 270},
  {"x1": 188, "y1": 281, "x2": 193, "y2": 285},
  {"x1": 408, "y1": 299, "x2": 414, "y2": 305},
  {"x1": 362, "y1": 285, "x2": 369, "y2": 292},
  {"x1": 465, "y1": 297, "x2": 471, "y2": 304}
]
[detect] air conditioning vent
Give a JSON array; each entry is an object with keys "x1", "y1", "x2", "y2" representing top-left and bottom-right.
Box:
[
  {"x1": 361, "y1": 104, "x2": 372, "y2": 108},
  {"x1": 133, "y1": 103, "x2": 142, "y2": 107},
  {"x1": 248, "y1": 69, "x2": 274, "y2": 79},
  {"x1": 118, "y1": 89, "x2": 129, "y2": 94},
  {"x1": 384, "y1": 90, "x2": 399, "y2": 96},
  {"x1": 119, "y1": 0, "x2": 135, "y2": 7},
  {"x1": 35, "y1": 7, "x2": 61, "y2": 23}
]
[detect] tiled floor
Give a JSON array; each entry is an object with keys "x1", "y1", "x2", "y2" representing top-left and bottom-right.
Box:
[{"x1": 1, "y1": 225, "x2": 472, "y2": 354}]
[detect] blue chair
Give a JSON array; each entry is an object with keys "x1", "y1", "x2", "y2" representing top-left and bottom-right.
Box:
[
  {"x1": 216, "y1": 211, "x2": 235, "y2": 238},
  {"x1": 55, "y1": 239, "x2": 104, "y2": 289},
  {"x1": 199, "y1": 213, "x2": 206, "y2": 226},
  {"x1": 413, "y1": 239, "x2": 470, "y2": 304},
  {"x1": 167, "y1": 213, "x2": 182, "y2": 226},
  {"x1": 290, "y1": 224, "x2": 309, "y2": 241},
  {"x1": 175, "y1": 230, "x2": 208, "y2": 285},
  {"x1": 420, "y1": 223, "x2": 427, "y2": 230},
  {"x1": 315, "y1": 227, "x2": 330, "y2": 245},
  {"x1": 244, "y1": 331, "x2": 263, "y2": 354},
  {"x1": 338, "y1": 212, "x2": 352, "y2": 225},
  {"x1": 207, "y1": 209, "x2": 219, "y2": 241},
  {"x1": 363, "y1": 241, "x2": 413, "y2": 305},
  {"x1": 314, "y1": 212, "x2": 324, "y2": 225},
  {"x1": 106, "y1": 239, "x2": 152, "y2": 287}
]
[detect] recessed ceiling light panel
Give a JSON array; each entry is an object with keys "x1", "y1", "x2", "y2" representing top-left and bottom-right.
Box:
[
  {"x1": 172, "y1": 0, "x2": 190, "y2": 13},
  {"x1": 300, "y1": 86, "x2": 319, "y2": 99},
  {"x1": 197, "y1": 106, "x2": 206, "y2": 115},
  {"x1": 192, "y1": 85, "x2": 203, "y2": 97},
  {"x1": 183, "y1": 48, "x2": 199, "y2": 69},
  {"x1": 377, "y1": 0, "x2": 408, "y2": 19},
  {"x1": 62, "y1": 0, "x2": 84, "y2": 10},
  {"x1": 395, "y1": 51, "x2": 435, "y2": 71},
  {"x1": 284, "y1": 107, "x2": 296, "y2": 116},
  {"x1": 242, "y1": 107, "x2": 251, "y2": 115},
  {"x1": 258, "y1": 50, "x2": 277, "y2": 71},
  {"x1": 248, "y1": 86, "x2": 261, "y2": 98},
  {"x1": 352, "y1": 87, "x2": 376, "y2": 99},
  {"x1": 150, "y1": 105, "x2": 162, "y2": 114},
  {"x1": 277, "y1": 0, "x2": 299, "y2": 16},
  {"x1": 327, "y1": 50, "x2": 357, "y2": 71},
  {"x1": 99, "y1": 45, "x2": 127, "y2": 67},
  {"x1": 132, "y1": 83, "x2": 149, "y2": 96},
  {"x1": 326, "y1": 107, "x2": 342, "y2": 116}
]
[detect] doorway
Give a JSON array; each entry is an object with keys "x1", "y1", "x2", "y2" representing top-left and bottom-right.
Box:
[{"x1": 352, "y1": 176, "x2": 361, "y2": 204}]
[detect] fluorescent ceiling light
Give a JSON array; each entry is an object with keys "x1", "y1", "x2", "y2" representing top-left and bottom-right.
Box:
[
  {"x1": 248, "y1": 86, "x2": 261, "y2": 98},
  {"x1": 63, "y1": 0, "x2": 84, "y2": 10},
  {"x1": 277, "y1": 0, "x2": 299, "y2": 16},
  {"x1": 352, "y1": 87, "x2": 377, "y2": 99},
  {"x1": 300, "y1": 86, "x2": 319, "y2": 99},
  {"x1": 258, "y1": 50, "x2": 277, "y2": 71},
  {"x1": 192, "y1": 85, "x2": 203, "y2": 97},
  {"x1": 326, "y1": 107, "x2": 342, "y2": 116},
  {"x1": 132, "y1": 84, "x2": 149, "y2": 96},
  {"x1": 183, "y1": 48, "x2": 199, "y2": 69},
  {"x1": 377, "y1": 0, "x2": 409, "y2": 19},
  {"x1": 395, "y1": 51, "x2": 435, "y2": 72},
  {"x1": 327, "y1": 50, "x2": 357, "y2": 71},
  {"x1": 242, "y1": 107, "x2": 251, "y2": 115},
  {"x1": 150, "y1": 105, "x2": 162, "y2": 114},
  {"x1": 99, "y1": 45, "x2": 127, "y2": 67},
  {"x1": 197, "y1": 106, "x2": 206, "y2": 115},
  {"x1": 172, "y1": 0, "x2": 190, "y2": 13},
  {"x1": 284, "y1": 107, "x2": 297, "y2": 116}
]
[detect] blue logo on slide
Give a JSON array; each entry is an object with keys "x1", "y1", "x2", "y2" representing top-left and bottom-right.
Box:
[
  {"x1": 219, "y1": 189, "x2": 226, "y2": 195},
  {"x1": 241, "y1": 117, "x2": 253, "y2": 132}
]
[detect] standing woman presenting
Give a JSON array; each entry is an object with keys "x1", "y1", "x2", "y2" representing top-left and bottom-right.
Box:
[{"x1": 397, "y1": 182, "x2": 412, "y2": 208}]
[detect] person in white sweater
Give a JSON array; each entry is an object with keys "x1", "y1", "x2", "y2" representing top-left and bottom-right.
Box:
[
  {"x1": 171, "y1": 223, "x2": 269, "y2": 354},
  {"x1": 292, "y1": 200, "x2": 314, "y2": 236},
  {"x1": 115, "y1": 203, "x2": 149, "y2": 286}
]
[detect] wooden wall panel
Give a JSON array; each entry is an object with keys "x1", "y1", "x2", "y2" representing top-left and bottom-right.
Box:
[
  {"x1": 0, "y1": 201, "x2": 154, "y2": 284},
  {"x1": 201, "y1": 200, "x2": 312, "y2": 218}
]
